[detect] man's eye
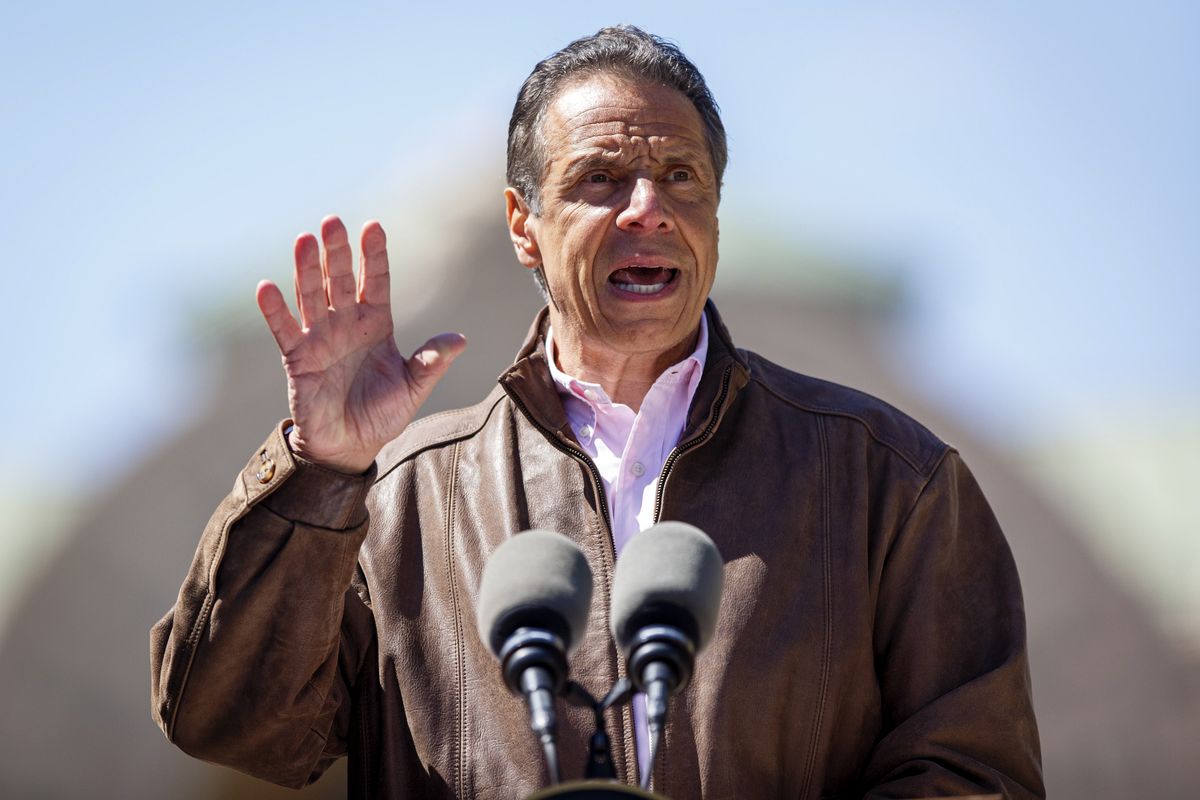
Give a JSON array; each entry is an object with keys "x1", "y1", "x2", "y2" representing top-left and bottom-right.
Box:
[
  {"x1": 585, "y1": 173, "x2": 610, "y2": 184},
  {"x1": 669, "y1": 169, "x2": 692, "y2": 182}
]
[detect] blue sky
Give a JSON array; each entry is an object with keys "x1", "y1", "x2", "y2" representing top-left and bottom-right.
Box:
[{"x1": 2, "y1": 1, "x2": 1197, "y2": 494}]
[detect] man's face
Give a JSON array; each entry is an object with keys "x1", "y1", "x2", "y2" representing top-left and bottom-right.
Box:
[{"x1": 508, "y1": 73, "x2": 720, "y2": 366}]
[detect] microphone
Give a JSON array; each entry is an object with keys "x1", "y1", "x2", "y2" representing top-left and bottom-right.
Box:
[
  {"x1": 476, "y1": 529, "x2": 593, "y2": 784},
  {"x1": 610, "y1": 522, "x2": 724, "y2": 789}
]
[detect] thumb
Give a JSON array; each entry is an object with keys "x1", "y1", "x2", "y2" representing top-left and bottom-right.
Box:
[{"x1": 407, "y1": 332, "x2": 468, "y2": 396}]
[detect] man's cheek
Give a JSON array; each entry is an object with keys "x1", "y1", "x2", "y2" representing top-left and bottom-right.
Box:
[{"x1": 560, "y1": 202, "x2": 599, "y2": 227}]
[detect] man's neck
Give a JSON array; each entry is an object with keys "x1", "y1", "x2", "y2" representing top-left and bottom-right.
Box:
[{"x1": 549, "y1": 324, "x2": 702, "y2": 413}]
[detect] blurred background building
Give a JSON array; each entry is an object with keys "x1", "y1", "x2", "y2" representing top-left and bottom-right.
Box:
[{"x1": 1, "y1": 2, "x2": 1196, "y2": 798}]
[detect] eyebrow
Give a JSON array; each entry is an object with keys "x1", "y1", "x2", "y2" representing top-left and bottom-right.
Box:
[
  {"x1": 560, "y1": 144, "x2": 711, "y2": 181},
  {"x1": 561, "y1": 153, "x2": 626, "y2": 180}
]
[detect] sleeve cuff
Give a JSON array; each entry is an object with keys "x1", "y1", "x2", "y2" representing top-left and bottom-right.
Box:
[{"x1": 239, "y1": 420, "x2": 378, "y2": 530}]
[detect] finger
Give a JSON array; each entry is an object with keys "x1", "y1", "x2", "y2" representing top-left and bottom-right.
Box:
[
  {"x1": 294, "y1": 232, "x2": 328, "y2": 328},
  {"x1": 255, "y1": 280, "x2": 304, "y2": 354},
  {"x1": 359, "y1": 220, "x2": 392, "y2": 309},
  {"x1": 406, "y1": 332, "x2": 468, "y2": 402},
  {"x1": 321, "y1": 215, "x2": 356, "y2": 310}
]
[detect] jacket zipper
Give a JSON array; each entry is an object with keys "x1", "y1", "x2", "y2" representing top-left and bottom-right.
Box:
[
  {"x1": 645, "y1": 363, "x2": 732, "y2": 794},
  {"x1": 652, "y1": 364, "x2": 734, "y2": 524},
  {"x1": 503, "y1": 389, "x2": 636, "y2": 779}
]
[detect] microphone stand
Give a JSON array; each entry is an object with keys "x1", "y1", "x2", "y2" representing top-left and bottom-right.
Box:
[
  {"x1": 564, "y1": 678, "x2": 635, "y2": 780},
  {"x1": 500, "y1": 628, "x2": 570, "y2": 784},
  {"x1": 625, "y1": 625, "x2": 693, "y2": 791},
  {"x1": 523, "y1": 679, "x2": 669, "y2": 798}
]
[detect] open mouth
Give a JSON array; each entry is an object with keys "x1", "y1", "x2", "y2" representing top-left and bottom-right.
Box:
[{"x1": 609, "y1": 266, "x2": 679, "y2": 295}]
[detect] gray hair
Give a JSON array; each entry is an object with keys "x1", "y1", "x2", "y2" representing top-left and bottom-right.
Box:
[{"x1": 507, "y1": 24, "x2": 728, "y2": 218}]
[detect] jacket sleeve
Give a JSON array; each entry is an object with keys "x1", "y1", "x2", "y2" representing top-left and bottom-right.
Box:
[
  {"x1": 859, "y1": 449, "x2": 1045, "y2": 800},
  {"x1": 149, "y1": 421, "x2": 378, "y2": 789}
]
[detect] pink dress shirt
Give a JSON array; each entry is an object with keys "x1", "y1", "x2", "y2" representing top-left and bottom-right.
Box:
[{"x1": 544, "y1": 313, "x2": 709, "y2": 779}]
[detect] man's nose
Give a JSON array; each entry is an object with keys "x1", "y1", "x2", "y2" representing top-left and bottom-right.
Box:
[{"x1": 616, "y1": 178, "x2": 673, "y2": 233}]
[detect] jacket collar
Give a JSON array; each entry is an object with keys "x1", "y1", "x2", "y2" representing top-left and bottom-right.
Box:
[{"x1": 497, "y1": 300, "x2": 750, "y2": 442}]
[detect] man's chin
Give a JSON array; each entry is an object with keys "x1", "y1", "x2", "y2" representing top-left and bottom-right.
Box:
[{"x1": 600, "y1": 314, "x2": 700, "y2": 359}]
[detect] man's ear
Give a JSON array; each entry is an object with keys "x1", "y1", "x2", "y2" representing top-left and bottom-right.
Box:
[{"x1": 505, "y1": 188, "x2": 541, "y2": 269}]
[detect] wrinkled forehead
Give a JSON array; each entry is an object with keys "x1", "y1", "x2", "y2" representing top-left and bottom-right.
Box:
[{"x1": 538, "y1": 74, "x2": 708, "y2": 164}]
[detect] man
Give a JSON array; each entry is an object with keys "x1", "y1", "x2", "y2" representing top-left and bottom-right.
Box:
[{"x1": 151, "y1": 26, "x2": 1044, "y2": 799}]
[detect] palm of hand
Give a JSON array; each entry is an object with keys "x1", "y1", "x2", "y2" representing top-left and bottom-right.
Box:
[{"x1": 257, "y1": 216, "x2": 465, "y2": 473}]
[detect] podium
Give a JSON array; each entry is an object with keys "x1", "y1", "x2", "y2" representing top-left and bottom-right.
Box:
[
  {"x1": 526, "y1": 780, "x2": 668, "y2": 799},
  {"x1": 528, "y1": 788, "x2": 1000, "y2": 800}
]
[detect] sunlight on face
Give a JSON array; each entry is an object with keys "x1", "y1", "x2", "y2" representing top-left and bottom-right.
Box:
[{"x1": 526, "y1": 74, "x2": 720, "y2": 373}]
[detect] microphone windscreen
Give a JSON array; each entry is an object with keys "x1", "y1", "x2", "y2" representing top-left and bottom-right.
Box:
[
  {"x1": 476, "y1": 529, "x2": 593, "y2": 656},
  {"x1": 610, "y1": 522, "x2": 724, "y2": 654}
]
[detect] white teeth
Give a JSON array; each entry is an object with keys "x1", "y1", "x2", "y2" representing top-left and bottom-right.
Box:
[{"x1": 614, "y1": 281, "x2": 668, "y2": 294}]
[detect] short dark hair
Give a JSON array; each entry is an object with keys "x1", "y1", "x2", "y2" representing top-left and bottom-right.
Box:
[{"x1": 506, "y1": 25, "x2": 728, "y2": 216}]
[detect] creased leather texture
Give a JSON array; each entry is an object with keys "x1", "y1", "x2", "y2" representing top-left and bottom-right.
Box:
[{"x1": 150, "y1": 302, "x2": 1044, "y2": 799}]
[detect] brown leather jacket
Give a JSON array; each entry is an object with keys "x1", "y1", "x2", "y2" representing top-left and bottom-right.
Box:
[{"x1": 151, "y1": 303, "x2": 1043, "y2": 799}]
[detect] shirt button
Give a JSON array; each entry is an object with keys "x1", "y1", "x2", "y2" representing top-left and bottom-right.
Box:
[
  {"x1": 578, "y1": 425, "x2": 593, "y2": 441},
  {"x1": 631, "y1": 461, "x2": 646, "y2": 477}
]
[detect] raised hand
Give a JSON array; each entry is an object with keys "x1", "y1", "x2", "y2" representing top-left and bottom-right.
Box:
[{"x1": 255, "y1": 216, "x2": 466, "y2": 474}]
